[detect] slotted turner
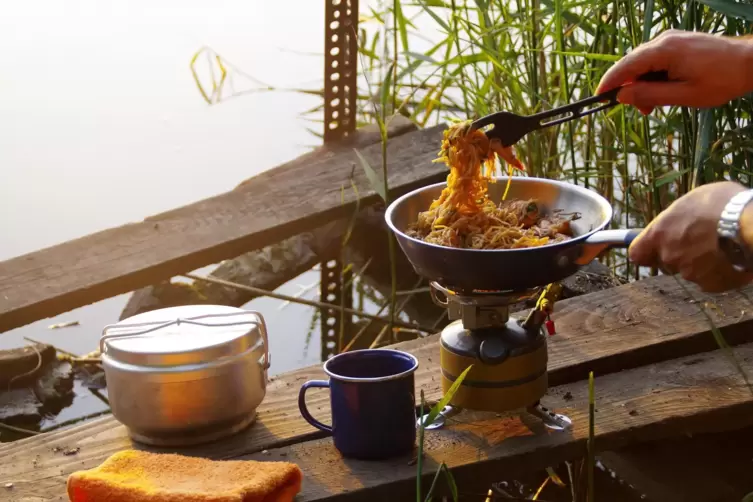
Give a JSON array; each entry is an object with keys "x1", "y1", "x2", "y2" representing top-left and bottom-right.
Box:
[{"x1": 471, "y1": 70, "x2": 669, "y2": 147}]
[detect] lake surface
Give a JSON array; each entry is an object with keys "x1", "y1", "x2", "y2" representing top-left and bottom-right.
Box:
[{"x1": 0, "y1": 0, "x2": 384, "y2": 427}]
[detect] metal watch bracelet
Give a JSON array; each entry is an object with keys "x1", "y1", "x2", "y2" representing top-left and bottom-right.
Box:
[{"x1": 718, "y1": 188, "x2": 753, "y2": 273}]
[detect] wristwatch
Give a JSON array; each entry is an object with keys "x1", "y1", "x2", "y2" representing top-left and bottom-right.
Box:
[{"x1": 717, "y1": 188, "x2": 753, "y2": 272}]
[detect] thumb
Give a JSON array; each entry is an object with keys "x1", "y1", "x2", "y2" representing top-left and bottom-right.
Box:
[
  {"x1": 618, "y1": 81, "x2": 702, "y2": 109},
  {"x1": 627, "y1": 229, "x2": 657, "y2": 268}
]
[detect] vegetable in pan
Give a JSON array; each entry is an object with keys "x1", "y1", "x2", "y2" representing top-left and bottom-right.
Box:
[{"x1": 406, "y1": 121, "x2": 578, "y2": 250}]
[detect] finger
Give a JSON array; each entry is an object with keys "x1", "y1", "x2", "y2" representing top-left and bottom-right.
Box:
[
  {"x1": 659, "y1": 262, "x2": 678, "y2": 276},
  {"x1": 658, "y1": 248, "x2": 684, "y2": 276},
  {"x1": 628, "y1": 228, "x2": 659, "y2": 267},
  {"x1": 618, "y1": 82, "x2": 708, "y2": 109},
  {"x1": 595, "y1": 45, "x2": 669, "y2": 94},
  {"x1": 615, "y1": 87, "x2": 654, "y2": 114},
  {"x1": 678, "y1": 259, "x2": 716, "y2": 285}
]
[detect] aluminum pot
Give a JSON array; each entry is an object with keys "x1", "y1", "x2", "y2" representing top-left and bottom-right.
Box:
[{"x1": 100, "y1": 304, "x2": 270, "y2": 447}]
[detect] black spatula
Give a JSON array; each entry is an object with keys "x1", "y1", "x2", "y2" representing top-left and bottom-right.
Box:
[{"x1": 471, "y1": 70, "x2": 670, "y2": 147}]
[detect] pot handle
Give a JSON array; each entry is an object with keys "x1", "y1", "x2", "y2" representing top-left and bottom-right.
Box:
[
  {"x1": 246, "y1": 310, "x2": 271, "y2": 382},
  {"x1": 298, "y1": 380, "x2": 333, "y2": 433},
  {"x1": 574, "y1": 229, "x2": 643, "y2": 265}
]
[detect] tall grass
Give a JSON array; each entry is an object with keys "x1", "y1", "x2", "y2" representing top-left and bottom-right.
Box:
[{"x1": 304, "y1": 0, "x2": 753, "y2": 277}]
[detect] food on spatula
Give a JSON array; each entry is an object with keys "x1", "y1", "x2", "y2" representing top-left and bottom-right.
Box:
[
  {"x1": 406, "y1": 120, "x2": 577, "y2": 249},
  {"x1": 67, "y1": 449, "x2": 303, "y2": 502}
]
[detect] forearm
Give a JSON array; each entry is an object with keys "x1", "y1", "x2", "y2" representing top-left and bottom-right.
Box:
[{"x1": 732, "y1": 35, "x2": 753, "y2": 96}]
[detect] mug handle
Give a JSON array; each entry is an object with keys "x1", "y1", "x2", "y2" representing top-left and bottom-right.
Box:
[{"x1": 298, "y1": 380, "x2": 332, "y2": 433}]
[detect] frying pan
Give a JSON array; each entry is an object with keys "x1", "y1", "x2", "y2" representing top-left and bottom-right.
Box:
[{"x1": 385, "y1": 176, "x2": 642, "y2": 292}]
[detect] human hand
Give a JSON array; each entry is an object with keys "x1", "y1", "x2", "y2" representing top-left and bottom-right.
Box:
[
  {"x1": 629, "y1": 181, "x2": 753, "y2": 292},
  {"x1": 596, "y1": 30, "x2": 753, "y2": 115}
]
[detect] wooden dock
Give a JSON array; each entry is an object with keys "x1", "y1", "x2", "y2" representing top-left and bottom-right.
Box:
[
  {"x1": 3, "y1": 274, "x2": 753, "y2": 500},
  {"x1": 0, "y1": 115, "x2": 439, "y2": 333},
  {"x1": 2, "y1": 112, "x2": 753, "y2": 501}
]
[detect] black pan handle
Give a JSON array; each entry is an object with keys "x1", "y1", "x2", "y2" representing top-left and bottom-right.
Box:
[
  {"x1": 573, "y1": 229, "x2": 643, "y2": 266},
  {"x1": 530, "y1": 70, "x2": 670, "y2": 128}
]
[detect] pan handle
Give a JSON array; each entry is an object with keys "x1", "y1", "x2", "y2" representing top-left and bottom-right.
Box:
[{"x1": 574, "y1": 229, "x2": 643, "y2": 265}]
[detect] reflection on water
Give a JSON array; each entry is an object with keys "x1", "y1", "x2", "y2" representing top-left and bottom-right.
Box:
[{"x1": 0, "y1": 0, "x2": 359, "y2": 430}]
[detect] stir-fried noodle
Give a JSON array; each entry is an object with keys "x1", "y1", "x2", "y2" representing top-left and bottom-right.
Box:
[{"x1": 406, "y1": 121, "x2": 577, "y2": 249}]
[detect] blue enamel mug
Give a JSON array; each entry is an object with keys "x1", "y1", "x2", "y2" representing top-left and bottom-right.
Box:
[{"x1": 298, "y1": 348, "x2": 419, "y2": 460}]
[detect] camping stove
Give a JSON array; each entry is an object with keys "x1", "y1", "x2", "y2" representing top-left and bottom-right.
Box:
[{"x1": 421, "y1": 282, "x2": 571, "y2": 431}]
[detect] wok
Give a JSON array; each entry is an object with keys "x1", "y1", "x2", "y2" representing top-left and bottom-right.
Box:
[{"x1": 385, "y1": 177, "x2": 641, "y2": 292}]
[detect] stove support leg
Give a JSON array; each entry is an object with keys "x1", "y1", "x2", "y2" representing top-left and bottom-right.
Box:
[
  {"x1": 416, "y1": 404, "x2": 462, "y2": 430},
  {"x1": 527, "y1": 401, "x2": 572, "y2": 431}
]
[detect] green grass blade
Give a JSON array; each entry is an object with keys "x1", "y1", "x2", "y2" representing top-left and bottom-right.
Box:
[
  {"x1": 406, "y1": 51, "x2": 438, "y2": 63},
  {"x1": 354, "y1": 148, "x2": 387, "y2": 202},
  {"x1": 423, "y1": 463, "x2": 444, "y2": 502},
  {"x1": 440, "y1": 464, "x2": 459, "y2": 501},
  {"x1": 394, "y1": 0, "x2": 411, "y2": 54},
  {"x1": 693, "y1": 108, "x2": 716, "y2": 185},
  {"x1": 415, "y1": 0, "x2": 451, "y2": 32},
  {"x1": 654, "y1": 168, "x2": 690, "y2": 188},
  {"x1": 531, "y1": 49, "x2": 621, "y2": 62},
  {"x1": 642, "y1": 0, "x2": 655, "y2": 42},
  {"x1": 423, "y1": 364, "x2": 473, "y2": 427},
  {"x1": 696, "y1": 0, "x2": 753, "y2": 21},
  {"x1": 380, "y1": 61, "x2": 396, "y2": 117}
]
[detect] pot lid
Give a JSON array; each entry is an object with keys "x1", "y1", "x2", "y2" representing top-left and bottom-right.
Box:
[{"x1": 100, "y1": 304, "x2": 269, "y2": 367}]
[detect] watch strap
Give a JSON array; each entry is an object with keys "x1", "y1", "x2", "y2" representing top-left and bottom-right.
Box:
[{"x1": 718, "y1": 189, "x2": 753, "y2": 272}]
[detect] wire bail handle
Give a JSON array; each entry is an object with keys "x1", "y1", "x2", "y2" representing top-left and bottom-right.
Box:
[{"x1": 100, "y1": 310, "x2": 271, "y2": 377}]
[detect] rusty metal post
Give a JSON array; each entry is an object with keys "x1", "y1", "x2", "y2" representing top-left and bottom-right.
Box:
[
  {"x1": 323, "y1": 0, "x2": 359, "y2": 143},
  {"x1": 320, "y1": 0, "x2": 359, "y2": 360}
]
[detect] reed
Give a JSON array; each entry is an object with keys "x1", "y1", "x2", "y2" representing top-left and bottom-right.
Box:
[{"x1": 304, "y1": 0, "x2": 753, "y2": 279}]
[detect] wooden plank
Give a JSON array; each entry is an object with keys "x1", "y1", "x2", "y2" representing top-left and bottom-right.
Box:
[
  {"x1": 0, "y1": 116, "x2": 440, "y2": 333},
  {"x1": 241, "y1": 343, "x2": 753, "y2": 502},
  {"x1": 0, "y1": 343, "x2": 56, "y2": 387},
  {"x1": 119, "y1": 118, "x2": 421, "y2": 320},
  {"x1": 4, "y1": 272, "x2": 734, "y2": 457},
  {"x1": 0, "y1": 274, "x2": 750, "y2": 455},
  {"x1": 599, "y1": 426, "x2": 753, "y2": 502},
  {"x1": 2, "y1": 275, "x2": 753, "y2": 498}
]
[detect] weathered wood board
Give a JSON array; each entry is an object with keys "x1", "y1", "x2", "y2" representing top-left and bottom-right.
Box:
[
  {"x1": 2, "y1": 275, "x2": 753, "y2": 499},
  {"x1": 118, "y1": 118, "x2": 420, "y2": 320},
  {"x1": 0, "y1": 343, "x2": 56, "y2": 387},
  {"x1": 244, "y1": 343, "x2": 753, "y2": 501},
  {"x1": 600, "y1": 426, "x2": 753, "y2": 502},
  {"x1": 0, "y1": 117, "x2": 444, "y2": 333},
  {"x1": 4, "y1": 272, "x2": 745, "y2": 458}
]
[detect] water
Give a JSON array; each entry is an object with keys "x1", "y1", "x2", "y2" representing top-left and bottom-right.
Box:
[{"x1": 0, "y1": 0, "x2": 358, "y2": 428}]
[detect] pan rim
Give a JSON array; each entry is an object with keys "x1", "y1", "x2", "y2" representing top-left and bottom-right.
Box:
[{"x1": 385, "y1": 176, "x2": 613, "y2": 254}]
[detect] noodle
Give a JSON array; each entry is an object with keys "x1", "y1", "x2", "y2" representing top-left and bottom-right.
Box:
[{"x1": 406, "y1": 121, "x2": 577, "y2": 249}]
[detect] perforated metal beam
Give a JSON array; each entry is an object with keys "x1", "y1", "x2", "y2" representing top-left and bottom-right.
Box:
[
  {"x1": 323, "y1": 0, "x2": 359, "y2": 143},
  {"x1": 320, "y1": 0, "x2": 359, "y2": 359}
]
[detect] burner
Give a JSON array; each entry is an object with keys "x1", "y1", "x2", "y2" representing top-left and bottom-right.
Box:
[
  {"x1": 422, "y1": 281, "x2": 572, "y2": 431},
  {"x1": 429, "y1": 282, "x2": 541, "y2": 330}
]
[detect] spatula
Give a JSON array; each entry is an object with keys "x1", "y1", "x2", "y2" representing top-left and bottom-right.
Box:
[{"x1": 471, "y1": 70, "x2": 670, "y2": 147}]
